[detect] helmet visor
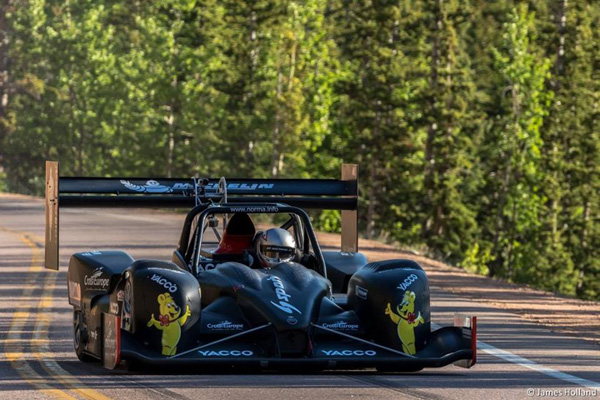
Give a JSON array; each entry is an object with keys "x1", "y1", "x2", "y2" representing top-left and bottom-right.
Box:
[{"x1": 261, "y1": 245, "x2": 294, "y2": 265}]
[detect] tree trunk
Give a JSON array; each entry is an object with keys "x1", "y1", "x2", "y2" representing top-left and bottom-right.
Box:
[
  {"x1": 272, "y1": 62, "x2": 283, "y2": 177},
  {"x1": 366, "y1": 107, "x2": 381, "y2": 239},
  {"x1": 489, "y1": 121, "x2": 516, "y2": 278},
  {"x1": 554, "y1": 0, "x2": 568, "y2": 84},
  {"x1": 166, "y1": 77, "x2": 177, "y2": 178},
  {"x1": 166, "y1": 113, "x2": 175, "y2": 178},
  {"x1": 67, "y1": 84, "x2": 85, "y2": 176},
  {"x1": 423, "y1": 0, "x2": 442, "y2": 238},
  {"x1": 548, "y1": 0, "x2": 567, "y2": 247},
  {"x1": 576, "y1": 199, "x2": 590, "y2": 295},
  {"x1": 0, "y1": 0, "x2": 11, "y2": 166},
  {"x1": 245, "y1": 9, "x2": 258, "y2": 174}
]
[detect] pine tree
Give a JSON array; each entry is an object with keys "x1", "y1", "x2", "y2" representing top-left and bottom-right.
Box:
[
  {"x1": 419, "y1": 0, "x2": 482, "y2": 262},
  {"x1": 534, "y1": 0, "x2": 576, "y2": 295},
  {"x1": 556, "y1": 2, "x2": 600, "y2": 299},
  {"x1": 2, "y1": 0, "x2": 600, "y2": 300},
  {"x1": 327, "y1": 0, "x2": 426, "y2": 239},
  {"x1": 483, "y1": 4, "x2": 553, "y2": 280}
]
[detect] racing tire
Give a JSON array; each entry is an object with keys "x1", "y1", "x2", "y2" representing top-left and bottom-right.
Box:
[{"x1": 73, "y1": 310, "x2": 95, "y2": 362}]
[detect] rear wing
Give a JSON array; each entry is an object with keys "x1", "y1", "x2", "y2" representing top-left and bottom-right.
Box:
[{"x1": 44, "y1": 161, "x2": 359, "y2": 270}]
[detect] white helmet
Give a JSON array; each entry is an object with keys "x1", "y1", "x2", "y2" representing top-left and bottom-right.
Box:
[{"x1": 255, "y1": 228, "x2": 296, "y2": 268}]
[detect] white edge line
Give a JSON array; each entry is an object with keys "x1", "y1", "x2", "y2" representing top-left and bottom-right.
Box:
[{"x1": 432, "y1": 322, "x2": 600, "y2": 390}]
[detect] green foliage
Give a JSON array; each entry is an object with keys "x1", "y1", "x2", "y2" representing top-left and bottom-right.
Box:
[
  {"x1": 1, "y1": 0, "x2": 599, "y2": 300},
  {"x1": 482, "y1": 4, "x2": 553, "y2": 280},
  {"x1": 419, "y1": 0, "x2": 482, "y2": 262},
  {"x1": 0, "y1": 168, "x2": 6, "y2": 192},
  {"x1": 315, "y1": 210, "x2": 341, "y2": 234},
  {"x1": 460, "y1": 242, "x2": 492, "y2": 276}
]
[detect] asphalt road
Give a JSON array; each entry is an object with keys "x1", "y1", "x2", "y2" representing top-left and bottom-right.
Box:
[{"x1": 0, "y1": 194, "x2": 599, "y2": 400}]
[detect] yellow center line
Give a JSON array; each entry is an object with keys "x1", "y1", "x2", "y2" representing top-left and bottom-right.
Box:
[
  {"x1": 1, "y1": 230, "x2": 76, "y2": 400},
  {"x1": 1, "y1": 227, "x2": 111, "y2": 400},
  {"x1": 34, "y1": 265, "x2": 112, "y2": 400}
]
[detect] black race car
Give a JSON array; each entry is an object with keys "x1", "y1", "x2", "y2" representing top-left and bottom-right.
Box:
[{"x1": 44, "y1": 162, "x2": 476, "y2": 371}]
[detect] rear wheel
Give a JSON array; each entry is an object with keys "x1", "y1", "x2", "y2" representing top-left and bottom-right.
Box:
[{"x1": 73, "y1": 310, "x2": 95, "y2": 362}]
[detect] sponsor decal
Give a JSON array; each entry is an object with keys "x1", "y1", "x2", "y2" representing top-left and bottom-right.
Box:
[
  {"x1": 385, "y1": 290, "x2": 425, "y2": 355},
  {"x1": 102, "y1": 315, "x2": 121, "y2": 369},
  {"x1": 105, "y1": 325, "x2": 114, "y2": 346},
  {"x1": 117, "y1": 290, "x2": 124, "y2": 301},
  {"x1": 356, "y1": 286, "x2": 368, "y2": 300},
  {"x1": 321, "y1": 350, "x2": 376, "y2": 357},
  {"x1": 123, "y1": 281, "x2": 133, "y2": 317},
  {"x1": 396, "y1": 274, "x2": 419, "y2": 291},
  {"x1": 150, "y1": 273, "x2": 178, "y2": 293},
  {"x1": 263, "y1": 245, "x2": 292, "y2": 253},
  {"x1": 205, "y1": 183, "x2": 275, "y2": 191},
  {"x1": 286, "y1": 316, "x2": 298, "y2": 326},
  {"x1": 197, "y1": 262, "x2": 221, "y2": 272},
  {"x1": 68, "y1": 280, "x2": 81, "y2": 306},
  {"x1": 267, "y1": 276, "x2": 302, "y2": 315},
  {"x1": 89, "y1": 330, "x2": 98, "y2": 341},
  {"x1": 84, "y1": 268, "x2": 110, "y2": 290},
  {"x1": 321, "y1": 321, "x2": 359, "y2": 331},
  {"x1": 81, "y1": 250, "x2": 102, "y2": 257},
  {"x1": 206, "y1": 321, "x2": 245, "y2": 331},
  {"x1": 120, "y1": 180, "x2": 193, "y2": 193},
  {"x1": 123, "y1": 281, "x2": 132, "y2": 327},
  {"x1": 147, "y1": 293, "x2": 191, "y2": 356},
  {"x1": 198, "y1": 350, "x2": 254, "y2": 357},
  {"x1": 110, "y1": 302, "x2": 119, "y2": 314},
  {"x1": 229, "y1": 206, "x2": 279, "y2": 213}
]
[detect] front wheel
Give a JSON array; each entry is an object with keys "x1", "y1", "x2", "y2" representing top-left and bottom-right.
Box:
[{"x1": 73, "y1": 310, "x2": 95, "y2": 362}]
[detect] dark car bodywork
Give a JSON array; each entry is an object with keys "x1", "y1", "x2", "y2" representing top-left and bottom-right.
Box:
[{"x1": 45, "y1": 161, "x2": 476, "y2": 371}]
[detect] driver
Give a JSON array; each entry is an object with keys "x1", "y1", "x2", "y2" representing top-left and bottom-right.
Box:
[{"x1": 254, "y1": 228, "x2": 297, "y2": 269}]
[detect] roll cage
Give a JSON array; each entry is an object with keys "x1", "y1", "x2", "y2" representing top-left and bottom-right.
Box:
[{"x1": 174, "y1": 203, "x2": 327, "y2": 277}]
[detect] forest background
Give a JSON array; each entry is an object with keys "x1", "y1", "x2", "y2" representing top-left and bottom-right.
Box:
[{"x1": 0, "y1": 0, "x2": 598, "y2": 300}]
